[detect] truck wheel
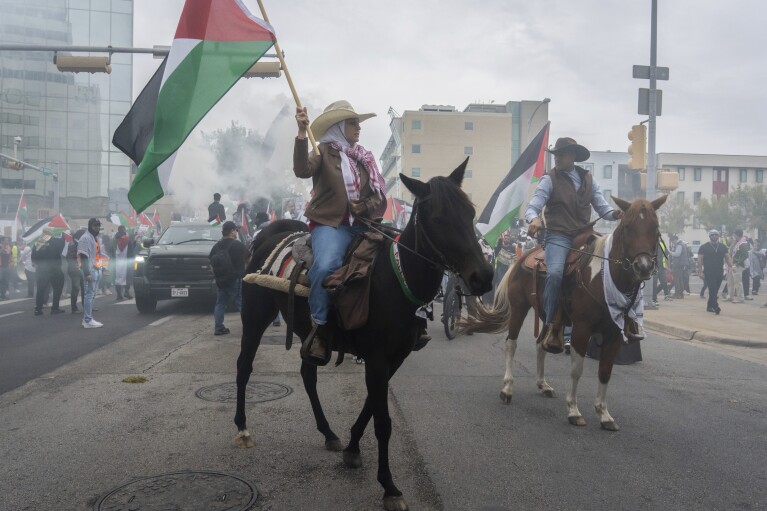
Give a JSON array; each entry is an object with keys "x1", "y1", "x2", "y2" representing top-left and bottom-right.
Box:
[{"x1": 136, "y1": 293, "x2": 157, "y2": 314}]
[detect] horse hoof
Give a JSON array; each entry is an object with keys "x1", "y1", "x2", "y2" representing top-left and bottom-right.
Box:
[
  {"x1": 325, "y1": 438, "x2": 344, "y2": 452},
  {"x1": 343, "y1": 450, "x2": 362, "y2": 469},
  {"x1": 383, "y1": 495, "x2": 409, "y2": 511},
  {"x1": 601, "y1": 421, "x2": 620, "y2": 432},
  {"x1": 235, "y1": 430, "x2": 255, "y2": 448},
  {"x1": 542, "y1": 388, "x2": 556, "y2": 398},
  {"x1": 568, "y1": 416, "x2": 587, "y2": 427},
  {"x1": 500, "y1": 391, "x2": 512, "y2": 404}
]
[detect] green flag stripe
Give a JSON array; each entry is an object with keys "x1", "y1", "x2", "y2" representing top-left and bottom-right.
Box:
[
  {"x1": 129, "y1": 39, "x2": 273, "y2": 212},
  {"x1": 483, "y1": 206, "x2": 521, "y2": 248}
]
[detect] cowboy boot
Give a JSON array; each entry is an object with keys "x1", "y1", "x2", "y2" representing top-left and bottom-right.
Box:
[
  {"x1": 538, "y1": 323, "x2": 564, "y2": 354},
  {"x1": 624, "y1": 317, "x2": 646, "y2": 343},
  {"x1": 301, "y1": 322, "x2": 331, "y2": 366}
]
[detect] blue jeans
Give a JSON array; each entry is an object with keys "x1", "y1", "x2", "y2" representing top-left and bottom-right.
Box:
[
  {"x1": 83, "y1": 270, "x2": 100, "y2": 323},
  {"x1": 214, "y1": 278, "x2": 242, "y2": 332},
  {"x1": 307, "y1": 224, "x2": 365, "y2": 325},
  {"x1": 544, "y1": 233, "x2": 572, "y2": 325}
]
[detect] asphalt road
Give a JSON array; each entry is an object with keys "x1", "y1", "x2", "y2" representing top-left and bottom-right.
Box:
[
  {"x1": 0, "y1": 288, "x2": 215, "y2": 394},
  {"x1": 1, "y1": 292, "x2": 765, "y2": 510}
]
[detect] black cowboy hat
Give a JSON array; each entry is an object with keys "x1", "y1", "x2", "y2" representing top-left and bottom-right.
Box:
[{"x1": 547, "y1": 137, "x2": 590, "y2": 162}]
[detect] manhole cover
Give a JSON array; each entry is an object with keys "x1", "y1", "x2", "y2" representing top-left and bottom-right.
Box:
[
  {"x1": 94, "y1": 470, "x2": 257, "y2": 510},
  {"x1": 195, "y1": 382, "x2": 292, "y2": 403}
]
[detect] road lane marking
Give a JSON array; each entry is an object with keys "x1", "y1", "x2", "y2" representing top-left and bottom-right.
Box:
[
  {"x1": 149, "y1": 315, "x2": 175, "y2": 327},
  {"x1": 0, "y1": 297, "x2": 33, "y2": 306},
  {"x1": 0, "y1": 311, "x2": 24, "y2": 319},
  {"x1": 113, "y1": 299, "x2": 136, "y2": 305}
]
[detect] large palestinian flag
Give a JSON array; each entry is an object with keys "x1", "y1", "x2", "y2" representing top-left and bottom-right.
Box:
[
  {"x1": 107, "y1": 211, "x2": 137, "y2": 229},
  {"x1": 22, "y1": 214, "x2": 71, "y2": 245},
  {"x1": 121, "y1": 0, "x2": 275, "y2": 213},
  {"x1": 476, "y1": 122, "x2": 550, "y2": 247}
]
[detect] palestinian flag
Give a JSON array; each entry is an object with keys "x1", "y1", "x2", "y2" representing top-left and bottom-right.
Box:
[
  {"x1": 108, "y1": 211, "x2": 137, "y2": 229},
  {"x1": 15, "y1": 191, "x2": 27, "y2": 232},
  {"x1": 240, "y1": 211, "x2": 249, "y2": 237},
  {"x1": 121, "y1": 0, "x2": 275, "y2": 213},
  {"x1": 209, "y1": 216, "x2": 222, "y2": 227},
  {"x1": 137, "y1": 213, "x2": 154, "y2": 227},
  {"x1": 22, "y1": 214, "x2": 71, "y2": 245},
  {"x1": 476, "y1": 122, "x2": 550, "y2": 247}
]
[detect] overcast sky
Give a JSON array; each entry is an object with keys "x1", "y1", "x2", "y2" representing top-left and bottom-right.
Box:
[{"x1": 133, "y1": 0, "x2": 767, "y2": 164}]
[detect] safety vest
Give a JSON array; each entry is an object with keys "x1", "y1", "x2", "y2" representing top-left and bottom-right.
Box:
[{"x1": 94, "y1": 241, "x2": 109, "y2": 269}]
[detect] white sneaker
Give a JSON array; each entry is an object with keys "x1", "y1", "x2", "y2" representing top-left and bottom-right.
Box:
[{"x1": 82, "y1": 319, "x2": 104, "y2": 328}]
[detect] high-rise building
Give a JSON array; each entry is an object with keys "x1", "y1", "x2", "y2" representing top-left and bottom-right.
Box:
[
  {"x1": 380, "y1": 101, "x2": 549, "y2": 212},
  {"x1": 0, "y1": 0, "x2": 133, "y2": 227}
]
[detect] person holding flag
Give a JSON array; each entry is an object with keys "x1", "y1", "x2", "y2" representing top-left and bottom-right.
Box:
[
  {"x1": 293, "y1": 101, "x2": 385, "y2": 366},
  {"x1": 524, "y1": 137, "x2": 629, "y2": 353}
]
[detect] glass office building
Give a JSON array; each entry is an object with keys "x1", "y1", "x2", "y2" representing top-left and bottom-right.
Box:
[{"x1": 0, "y1": 0, "x2": 133, "y2": 222}]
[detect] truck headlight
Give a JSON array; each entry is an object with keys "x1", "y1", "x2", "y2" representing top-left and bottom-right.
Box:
[{"x1": 134, "y1": 255, "x2": 145, "y2": 271}]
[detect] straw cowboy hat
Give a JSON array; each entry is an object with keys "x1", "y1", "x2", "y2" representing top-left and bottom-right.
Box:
[
  {"x1": 310, "y1": 100, "x2": 376, "y2": 140},
  {"x1": 548, "y1": 137, "x2": 591, "y2": 162}
]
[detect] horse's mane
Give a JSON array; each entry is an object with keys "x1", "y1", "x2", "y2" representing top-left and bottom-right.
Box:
[{"x1": 428, "y1": 176, "x2": 475, "y2": 218}]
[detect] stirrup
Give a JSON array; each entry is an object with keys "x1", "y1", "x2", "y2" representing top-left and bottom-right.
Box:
[{"x1": 301, "y1": 323, "x2": 332, "y2": 366}]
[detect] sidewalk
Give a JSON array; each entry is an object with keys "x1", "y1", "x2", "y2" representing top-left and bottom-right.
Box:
[{"x1": 644, "y1": 292, "x2": 767, "y2": 348}]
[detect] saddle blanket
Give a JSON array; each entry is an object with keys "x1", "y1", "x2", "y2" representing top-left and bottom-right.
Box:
[{"x1": 242, "y1": 232, "x2": 311, "y2": 297}]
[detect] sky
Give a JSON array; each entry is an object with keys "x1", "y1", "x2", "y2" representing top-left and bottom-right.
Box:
[{"x1": 131, "y1": 0, "x2": 767, "y2": 209}]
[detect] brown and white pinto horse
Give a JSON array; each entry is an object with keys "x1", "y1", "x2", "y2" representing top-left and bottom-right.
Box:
[{"x1": 462, "y1": 195, "x2": 666, "y2": 430}]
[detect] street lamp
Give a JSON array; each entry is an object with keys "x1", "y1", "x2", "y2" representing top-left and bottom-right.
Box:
[{"x1": 527, "y1": 98, "x2": 550, "y2": 133}]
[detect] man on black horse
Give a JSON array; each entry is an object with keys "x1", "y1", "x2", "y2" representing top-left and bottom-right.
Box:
[{"x1": 525, "y1": 137, "x2": 643, "y2": 354}]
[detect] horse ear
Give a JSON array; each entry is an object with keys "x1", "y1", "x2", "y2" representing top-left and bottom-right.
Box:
[
  {"x1": 448, "y1": 157, "x2": 469, "y2": 187},
  {"x1": 399, "y1": 173, "x2": 430, "y2": 198},
  {"x1": 651, "y1": 194, "x2": 668, "y2": 210},
  {"x1": 612, "y1": 196, "x2": 631, "y2": 212}
]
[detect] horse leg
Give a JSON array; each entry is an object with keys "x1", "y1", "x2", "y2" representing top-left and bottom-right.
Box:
[
  {"x1": 300, "y1": 361, "x2": 343, "y2": 451},
  {"x1": 536, "y1": 341, "x2": 556, "y2": 397},
  {"x1": 565, "y1": 323, "x2": 590, "y2": 427},
  {"x1": 595, "y1": 338, "x2": 622, "y2": 432},
  {"x1": 500, "y1": 305, "x2": 528, "y2": 404},
  {"x1": 343, "y1": 357, "x2": 406, "y2": 470},
  {"x1": 365, "y1": 359, "x2": 408, "y2": 511},
  {"x1": 234, "y1": 286, "x2": 275, "y2": 448}
]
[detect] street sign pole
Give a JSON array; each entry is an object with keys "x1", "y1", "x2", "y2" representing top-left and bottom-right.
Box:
[{"x1": 647, "y1": 0, "x2": 658, "y2": 199}]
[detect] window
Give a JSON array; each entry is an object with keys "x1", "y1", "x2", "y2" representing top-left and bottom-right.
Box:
[
  {"x1": 411, "y1": 144, "x2": 421, "y2": 154},
  {"x1": 582, "y1": 163, "x2": 594, "y2": 172},
  {"x1": 694, "y1": 191, "x2": 702, "y2": 204},
  {"x1": 603, "y1": 165, "x2": 613, "y2": 179},
  {"x1": 464, "y1": 146, "x2": 473, "y2": 155},
  {"x1": 464, "y1": 121, "x2": 474, "y2": 131},
  {"x1": 757, "y1": 169, "x2": 764, "y2": 183},
  {"x1": 740, "y1": 168, "x2": 748, "y2": 183},
  {"x1": 465, "y1": 169, "x2": 473, "y2": 178},
  {"x1": 694, "y1": 167, "x2": 702, "y2": 181},
  {"x1": 411, "y1": 119, "x2": 421, "y2": 129},
  {"x1": 676, "y1": 191, "x2": 685, "y2": 202},
  {"x1": 411, "y1": 167, "x2": 421, "y2": 177},
  {"x1": 677, "y1": 167, "x2": 686, "y2": 180}
]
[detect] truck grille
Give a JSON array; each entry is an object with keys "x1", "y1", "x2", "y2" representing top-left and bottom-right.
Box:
[{"x1": 145, "y1": 256, "x2": 213, "y2": 282}]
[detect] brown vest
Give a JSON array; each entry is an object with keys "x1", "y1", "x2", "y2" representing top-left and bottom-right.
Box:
[{"x1": 543, "y1": 166, "x2": 593, "y2": 234}]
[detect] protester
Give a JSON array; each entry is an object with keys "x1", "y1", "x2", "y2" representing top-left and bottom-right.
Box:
[
  {"x1": 293, "y1": 101, "x2": 385, "y2": 365},
  {"x1": 525, "y1": 137, "x2": 627, "y2": 353},
  {"x1": 651, "y1": 238, "x2": 673, "y2": 307},
  {"x1": 31, "y1": 227, "x2": 66, "y2": 315},
  {"x1": 750, "y1": 241, "x2": 765, "y2": 295},
  {"x1": 669, "y1": 234, "x2": 686, "y2": 299},
  {"x1": 493, "y1": 230, "x2": 515, "y2": 294},
  {"x1": 19, "y1": 240, "x2": 35, "y2": 298},
  {"x1": 78, "y1": 218, "x2": 105, "y2": 328},
  {"x1": 113, "y1": 226, "x2": 132, "y2": 300},
  {"x1": 209, "y1": 221, "x2": 249, "y2": 335},
  {"x1": 727, "y1": 229, "x2": 748, "y2": 303},
  {"x1": 67, "y1": 229, "x2": 85, "y2": 313},
  {"x1": 697, "y1": 229, "x2": 730, "y2": 314},
  {"x1": 743, "y1": 239, "x2": 755, "y2": 301},
  {"x1": 208, "y1": 192, "x2": 226, "y2": 222},
  {"x1": 0, "y1": 237, "x2": 11, "y2": 300}
]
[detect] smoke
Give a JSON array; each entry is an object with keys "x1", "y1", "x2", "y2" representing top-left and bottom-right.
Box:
[{"x1": 167, "y1": 95, "x2": 315, "y2": 218}]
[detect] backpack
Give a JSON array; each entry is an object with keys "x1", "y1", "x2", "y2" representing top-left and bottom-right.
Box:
[{"x1": 210, "y1": 240, "x2": 236, "y2": 288}]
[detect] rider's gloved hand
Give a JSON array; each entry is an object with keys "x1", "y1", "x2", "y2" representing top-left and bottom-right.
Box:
[{"x1": 527, "y1": 217, "x2": 543, "y2": 237}]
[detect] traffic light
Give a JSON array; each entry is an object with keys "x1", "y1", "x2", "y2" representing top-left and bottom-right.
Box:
[
  {"x1": 2, "y1": 158, "x2": 24, "y2": 170},
  {"x1": 627, "y1": 124, "x2": 647, "y2": 170}
]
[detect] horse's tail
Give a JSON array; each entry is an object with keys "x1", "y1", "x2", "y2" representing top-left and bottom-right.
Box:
[{"x1": 458, "y1": 259, "x2": 520, "y2": 335}]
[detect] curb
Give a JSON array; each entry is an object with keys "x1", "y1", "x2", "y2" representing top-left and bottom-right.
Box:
[{"x1": 644, "y1": 319, "x2": 767, "y2": 349}]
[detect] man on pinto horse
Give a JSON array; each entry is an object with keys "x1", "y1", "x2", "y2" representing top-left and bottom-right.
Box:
[{"x1": 525, "y1": 137, "x2": 644, "y2": 354}]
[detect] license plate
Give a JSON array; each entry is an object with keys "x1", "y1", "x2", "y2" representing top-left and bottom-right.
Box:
[{"x1": 171, "y1": 288, "x2": 189, "y2": 297}]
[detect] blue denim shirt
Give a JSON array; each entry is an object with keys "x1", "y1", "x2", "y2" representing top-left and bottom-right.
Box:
[{"x1": 524, "y1": 168, "x2": 615, "y2": 224}]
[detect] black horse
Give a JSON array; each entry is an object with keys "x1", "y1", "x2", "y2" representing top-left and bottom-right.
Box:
[{"x1": 234, "y1": 160, "x2": 492, "y2": 510}]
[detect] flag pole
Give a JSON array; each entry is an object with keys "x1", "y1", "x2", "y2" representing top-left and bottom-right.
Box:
[{"x1": 256, "y1": 0, "x2": 320, "y2": 156}]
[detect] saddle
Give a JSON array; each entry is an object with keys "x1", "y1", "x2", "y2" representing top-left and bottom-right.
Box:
[{"x1": 522, "y1": 230, "x2": 601, "y2": 276}]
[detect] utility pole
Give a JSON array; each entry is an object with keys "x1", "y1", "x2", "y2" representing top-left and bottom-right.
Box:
[{"x1": 646, "y1": 0, "x2": 658, "y2": 199}]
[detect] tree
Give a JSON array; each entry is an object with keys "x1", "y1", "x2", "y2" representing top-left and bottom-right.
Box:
[
  {"x1": 695, "y1": 195, "x2": 742, "y2": 234},
  {"x1": 729, "y1": 185, "x2": 767, "y2": 240},
  {"x1": 658, "y1": 197, "x2": 695, "y2": 236}
]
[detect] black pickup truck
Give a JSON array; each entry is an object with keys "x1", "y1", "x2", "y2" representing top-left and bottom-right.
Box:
[{"x1": 133, "y1": 222, "x2": 220, "y2": 313}]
